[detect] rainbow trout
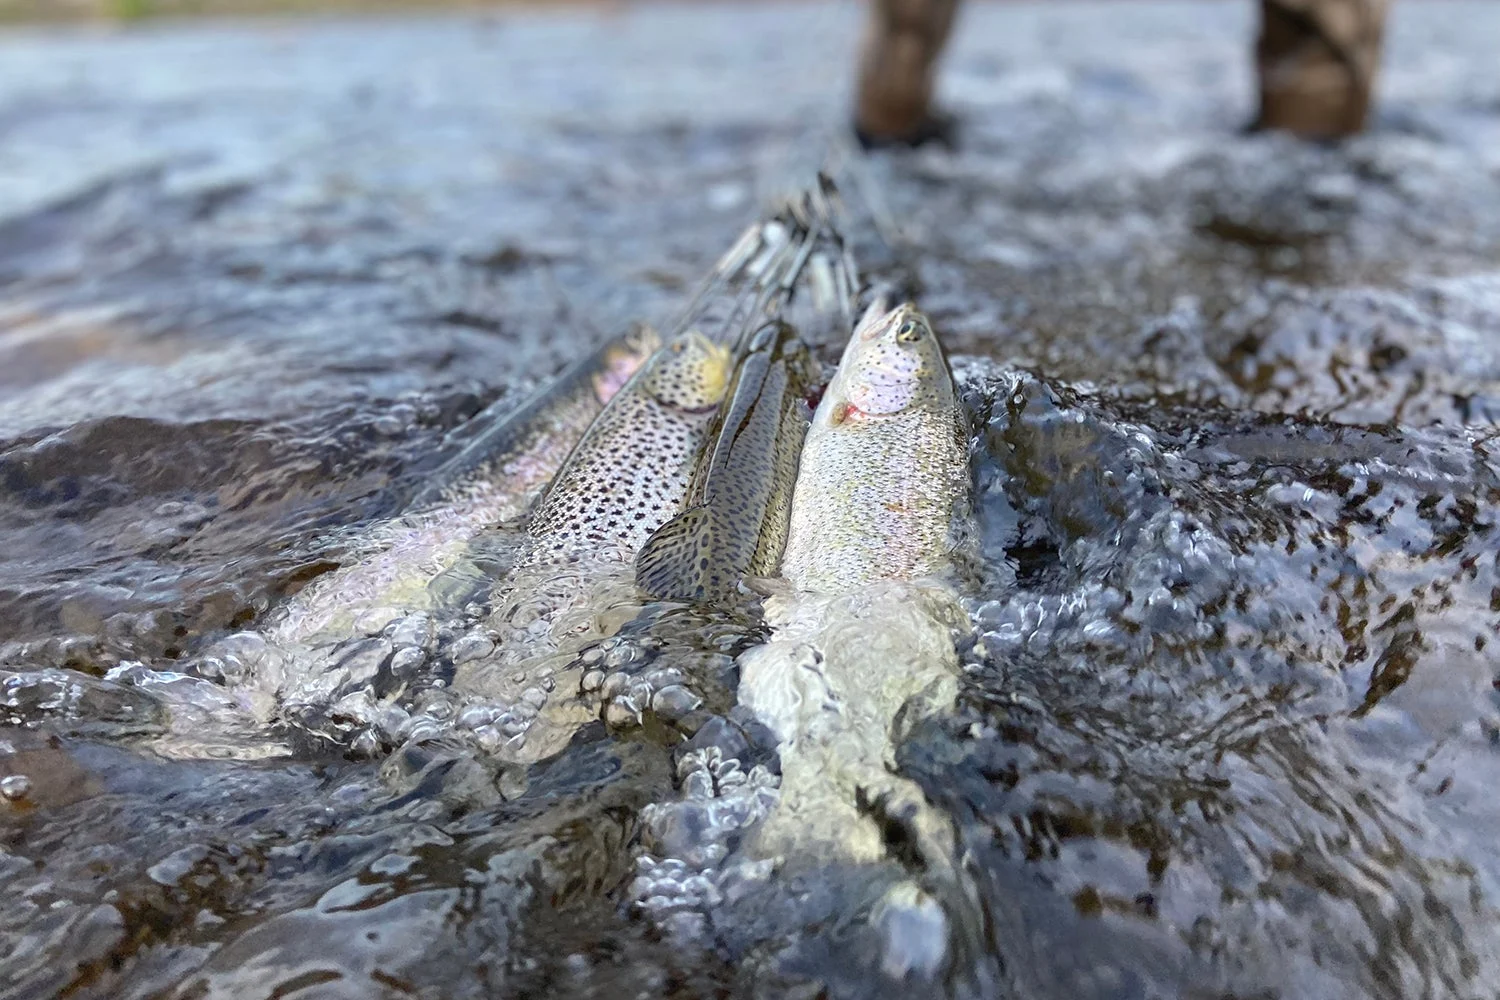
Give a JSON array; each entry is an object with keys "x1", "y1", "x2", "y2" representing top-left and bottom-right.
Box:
[
  {"x1": 444, "y1": 201, "x2": 848, "y2": 763},
  {"x1": 445, "y1": 330, "x2": 733, "y2": 762},
  {"x1": 412, "y1": 325, "x2": 659, "y2": 512},
  {"x1": 518, "y1": 330, "x2": 733, "y2": 567},
  {"x1": 779, "y1": 300, "x2": 969, "y2": 592},
  {"x1": 187, "y1": 327, "x2": 657, "y2": 741},
  {"x1": 264, "y1": 326, "x2": 659, "y2": 649},
  {"x1": 719, "y1": 302, "x2": 976, "y2": 978},
  {"x1": 635, "y1": 320, "x2": 820, "y2": 603}
]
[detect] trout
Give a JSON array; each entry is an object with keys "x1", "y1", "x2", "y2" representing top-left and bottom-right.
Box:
[
  {"x1": 412, "y1": 324, "x2": 659, "y2": 511},
  {"x1": 267, "y1": 325, "x2": 659, "y2": 648},
  {"x1": 447, "y1": 330, "x2": 733, "y2": 761},
  {"x1": 779, "y1": 300, "x2": 969, "y2": 592},
  {"x1": 635, "y1": 320, "x2": 820, "y2": 603},
  {"x1": 434, "y1": 191, "x2": 857, "y2": 765},
  {"x1": 720, "y1": 302, "x2": 976, "y2": 978},
  {"x1": 519, "y1": 329, "x2": 733, "y2": 567}
]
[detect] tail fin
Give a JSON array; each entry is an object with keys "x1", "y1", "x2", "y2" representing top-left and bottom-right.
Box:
[
  {"x1": 634, "y1": 505, "x2": 728, "y2": 603},
  {"x1": 664, "y1": 172, "x2": 860, "y2": 356}
]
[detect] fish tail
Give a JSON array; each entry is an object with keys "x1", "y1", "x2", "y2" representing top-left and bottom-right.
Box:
[
  {"x1": 668, "y1": 173, "x2": 861, "y2": 354},
  {"x1": 634, "y1": 504, "x2": 739, "y2": 603}
]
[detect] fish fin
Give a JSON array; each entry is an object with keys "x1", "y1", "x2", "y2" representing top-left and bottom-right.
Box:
[{"x1": 635, "y1": 506, "x2": 724, "y2": 603}]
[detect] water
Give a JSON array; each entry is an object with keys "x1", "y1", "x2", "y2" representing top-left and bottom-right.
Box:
[{"x1": 2, "y1": 2, "x2": 1500, "y2": 997}]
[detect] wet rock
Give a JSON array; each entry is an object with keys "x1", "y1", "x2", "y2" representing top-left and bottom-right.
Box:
[
  {"x1": 679, "y1": 714, "x2": 753, "y2": 762},
  {"x1": 147, "y1": 845, "x2": 212, "y2": 887},
  {"x1": 0, "y1": 774, "x2": 32, "y2": 801},
  {"x1": 388, "y1": 644, "x2": 427, "y2": 680},
  {"x1": 449, "y1": 633, "x2": 495, "y2": 665},
  {"x1": 387, "y1": 613, "x2": 435, "y2": 652},
  {"x1": 651, "y1": 684, "x2": 703, "y2": 722},
  {"x1": 603, "y1": 699, "x2": 641, "y2": 729}
]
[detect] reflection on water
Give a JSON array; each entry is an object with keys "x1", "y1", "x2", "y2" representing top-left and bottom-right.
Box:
[{"x1": 3, "y1": 2, "x2": 1500, "y2": 997}]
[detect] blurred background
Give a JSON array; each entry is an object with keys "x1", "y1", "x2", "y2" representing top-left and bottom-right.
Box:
[
  {"x1": 3, "y1": 1, "x2": 1500, "y2": 998},
  {"x1": 1, "y1": 0, "x2": 512, "y2": 19}
]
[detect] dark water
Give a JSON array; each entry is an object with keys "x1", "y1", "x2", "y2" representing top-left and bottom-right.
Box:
[{"x1": 3, "y1": 2, "x2": 1500, "y2": 997}]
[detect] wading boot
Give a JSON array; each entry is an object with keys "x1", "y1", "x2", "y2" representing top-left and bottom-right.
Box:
[
  {"x1": 853, "y1": 0, "x2": 960, "y2": 148},
  {"x1": 1252, "y1": 0, "x2": 1392, "y2": 138}
]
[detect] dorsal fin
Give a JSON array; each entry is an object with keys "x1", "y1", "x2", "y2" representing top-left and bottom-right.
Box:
[{"x1": 635, "y1": 505, "x2": 728, "y2": 603}]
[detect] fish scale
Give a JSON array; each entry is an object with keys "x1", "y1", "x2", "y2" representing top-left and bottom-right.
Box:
[
  {"x1": 635, "y1": 321, "x2": 820, "y2": 602},
  {"x1": 264, "y1": 325, "x2": 660, "y2": 647},
  {"x1": 520, "y1": 184, "x2": 856, "y2": 576},
  {"x1": 410, "y1": 324, "x2": 659, "y2": 511}
]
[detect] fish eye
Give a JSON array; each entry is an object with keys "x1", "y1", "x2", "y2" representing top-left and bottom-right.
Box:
[
  {"x1": 896, "y1": 320, "x2": 926, "y2": 343},
  {"x1": 670, "y1": 341, "x2": 686, "y2": 354}
]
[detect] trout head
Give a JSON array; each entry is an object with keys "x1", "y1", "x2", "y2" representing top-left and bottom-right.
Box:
[
  {"x1": 640, "y1": 330, "x2": 733, "y2": 413},
  {"x1": 591, "y1": 323, "x2": 662, "y2": 404},
  {"x1": 823, "y1": 301, "x2": 954, "y2": 425}
]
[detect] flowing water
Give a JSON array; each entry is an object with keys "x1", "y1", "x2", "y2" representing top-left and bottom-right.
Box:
[{"x1": 3, "y1": 2, "x2": 1500, "y2": 997}]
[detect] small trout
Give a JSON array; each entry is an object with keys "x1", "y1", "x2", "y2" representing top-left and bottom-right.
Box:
[
  {"x1": 724, "y1": 303, "x2": 977, "y2": 973},
  {"x1": 451, "y1": 329, "x2": 733, "y2": 760},
  {"x1": 519, "y1": 330, "x2": 733, "y2": 566},
  {"x1": 779, "y1": 301, "x2": 969, "y2": 593},
  {"x1": 635, "y1": 320, "x2": 820, "y2": 603}
]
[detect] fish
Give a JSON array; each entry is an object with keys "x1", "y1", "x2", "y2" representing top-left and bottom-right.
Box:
[
  {"x1": 778, "y1": 300, "x2": 970, "y2": 593},
  {"x1": 441, "y1": 188, "x2": 858, "y2": 764},
  {"x1": 634, "y1": 320, "x2": 821, "y2": 603},
  {"x1": 440, "y1": 326, "x2": 733, "y2": 764},
  {"x1": 411, "y1": 323, "x2": 660, "y2": 511},
  {"x1": 517, "y1": 329, "x2": 734, "y2": 567},
  {"x1": 262, "y1": 325, "x2": 659, "y2": 648},
  {"x1": 718, "y1": 303, "x2": 977, "y2": 971}
]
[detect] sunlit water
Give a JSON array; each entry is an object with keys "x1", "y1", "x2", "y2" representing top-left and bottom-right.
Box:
[{"x1": 3, "y1": 2, "x2": 1500, "y2": 997}]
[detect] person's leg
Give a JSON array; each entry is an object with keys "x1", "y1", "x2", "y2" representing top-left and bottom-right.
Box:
[
  {"x1": 1252, "y1": 0, "x2": 1392, "y2": 139},
  {"x1": 853, "y1": 0, "x2": 960, "y2": 147}
]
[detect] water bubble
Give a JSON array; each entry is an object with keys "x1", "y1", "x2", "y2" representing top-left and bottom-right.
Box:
[{"x1": 0, "y1": 775, "x2": 32, "y2": 801}]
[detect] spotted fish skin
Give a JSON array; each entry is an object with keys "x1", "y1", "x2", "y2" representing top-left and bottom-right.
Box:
[
  {"x1": 411, "y1": 324, "x2": 659, "y2": 511},
  {"x1": 520, "y1": 330, "x2": 733, "y2": 566},
  {"x1": 780, "y1": 302, "x2": 969, "y2": 593},
  {"x1": 635, "y1": 321, "x2": 820, "y2": 603}
]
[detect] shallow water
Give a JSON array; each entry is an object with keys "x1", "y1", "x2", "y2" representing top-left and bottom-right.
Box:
[{"x1": 3, "y1": 2, "x2": 1500, "y2": 997}]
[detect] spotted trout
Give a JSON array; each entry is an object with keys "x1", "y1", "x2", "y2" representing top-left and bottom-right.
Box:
[
  {"x1": 634, "y1": 320, "x2": 820, "y2": 603},
  {"x1": 519, "y1": 329, "x2": 733, "y2": 567},
  {"x1": 779, "y1": 300, "x2": 970, "y2": 593},
  {"x1": 412, "y1": 324, "x2": 659, "y2": 512},
  {"x1": 265, "y1": 325, "x2": 659, "y2": 649},
  {"x1": 444, "y1": 202, "x2": 845, "y2": 764},
  {"x1": 445, "y1": 328, "x2": 732, "y2": 762},
  {"x1": 683, "y1": 301, "x2": 979, "y2": 980},
  {"x1": 193, "y1": 325, "x2": 658, "y2": 737}
]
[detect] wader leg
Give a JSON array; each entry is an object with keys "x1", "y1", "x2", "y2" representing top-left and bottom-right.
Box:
[
  {"x1": 853, "y1": 0, "x2": 960, "y2": 148},
  {"x1": 1252, "y1": 0, "x2": 1392, "y2": 138}
]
